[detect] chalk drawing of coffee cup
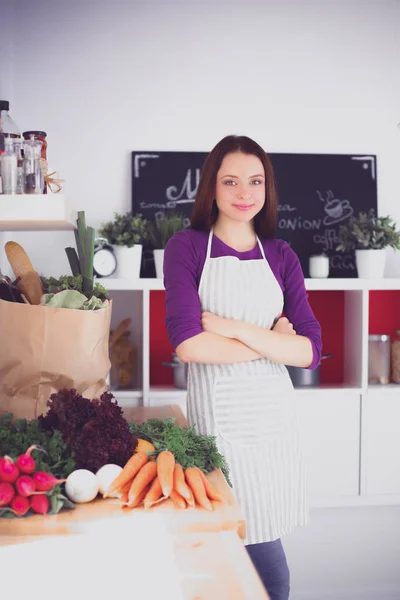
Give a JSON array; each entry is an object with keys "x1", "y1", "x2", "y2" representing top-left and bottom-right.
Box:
[
  {"x1": 325, "y1": 198, "x2": 350, "y2": 219},
  {"x1": 318, "y1": 190, "x2": 354, "y2": 226}
]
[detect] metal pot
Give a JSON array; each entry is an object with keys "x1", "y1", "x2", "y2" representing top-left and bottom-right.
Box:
[
  {"x1": 162, "y1": 353, "x2": 188, "y2": 389},
  {"x1": 286, "y1": 354, "x2": 333, "y2": 387}
]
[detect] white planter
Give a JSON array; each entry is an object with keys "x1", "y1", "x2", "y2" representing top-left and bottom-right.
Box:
[
  {"x1": 355, "y1": 248, "x2": 386, "y2": 279},
  {"x1": 153, "y1": 249, "x2": 165, "y2": 279},
  {"x1": 112, "y1": 244, "x2": 143, "y2": 279}
]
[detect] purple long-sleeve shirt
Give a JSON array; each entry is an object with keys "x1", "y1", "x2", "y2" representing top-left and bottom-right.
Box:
[{"x1": 164, "y1": 229, "x2": 322, "y2": 370}]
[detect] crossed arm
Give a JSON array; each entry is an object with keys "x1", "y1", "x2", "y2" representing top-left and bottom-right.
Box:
[{"x1": 176, "y1": 313, "x2": 313, "y2": 368}]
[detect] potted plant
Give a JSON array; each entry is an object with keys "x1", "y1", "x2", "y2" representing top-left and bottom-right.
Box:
[
  {"x1": 336, "y1": 209, "x2": 400, "y2": 278},
  {"x1": 148, "y1": 213, "x2": 187, "y2": 278},
  {"x1": 98, "y1": 212, "x2": 149, "y2": 279}
]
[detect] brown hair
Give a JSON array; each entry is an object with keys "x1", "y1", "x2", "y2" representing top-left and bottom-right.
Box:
[{"x1": 190, "y1": 135, "x2": 278, "y2": 238}]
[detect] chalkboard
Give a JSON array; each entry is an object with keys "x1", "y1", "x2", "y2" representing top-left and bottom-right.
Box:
[{"x1": 132, "y1": 151, "x2": 377, "y2": 278}]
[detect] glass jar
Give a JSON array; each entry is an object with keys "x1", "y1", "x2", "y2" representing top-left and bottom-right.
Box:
[
  {"x1": 368, "y1": 334, "x2": 391, "y2": 384},
  {"x1": 22, "y1": 130, "x2": 47, "y2": 160},
  {"x1": 391, "y1": 330, "x2": 400, "y2": 384}
]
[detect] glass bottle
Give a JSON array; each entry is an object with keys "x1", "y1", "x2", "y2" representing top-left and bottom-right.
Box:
[
  {"x1": 368, "y1": 334, "x2": 391, "y2": 384},
  {"x1": 23, "y1": 136, "x2": 43, "y2": 194},
  {"x1": 0, "y1": 137, "x2": 17, "y2": 194},
  {"x1": 0, "y1": 100, "x2": 21, "y2": 139}
]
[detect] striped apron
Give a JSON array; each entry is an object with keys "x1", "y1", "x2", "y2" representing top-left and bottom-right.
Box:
[{"x1": 187, "y1": 229, "x2": 308, "y2": 544}]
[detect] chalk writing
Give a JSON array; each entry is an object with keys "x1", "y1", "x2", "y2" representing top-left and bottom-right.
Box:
[{"x1": 166, "y1": 169, "x2": 200, "y2": 202}]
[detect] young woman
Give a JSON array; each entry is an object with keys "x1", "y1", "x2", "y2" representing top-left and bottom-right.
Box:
[{"x1": 163, "y1": 135, "x2": 322, "y2": 600}]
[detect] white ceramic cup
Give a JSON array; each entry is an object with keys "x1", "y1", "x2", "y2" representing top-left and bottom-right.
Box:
[{"x1": 309, "y1": 254, "x2": 330, "y2": 278}]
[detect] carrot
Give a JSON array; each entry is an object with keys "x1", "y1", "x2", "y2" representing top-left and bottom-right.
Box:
[
  {"x1": 127, "y1": 461, "x2": 158, "y2": 506},
  {"x1": 103, "y1": 452, "x2": 148, "y2": 498},
  {"x1": 126, "y1": 483, "x2": 151, "y2": 509},
  {"x1": 170, "y1": 489, "x2": 186, "y2": 509},
  {"x1": 197, "y1": 469, "x2": 227, "y2": 504},
  {"x1": 185, "y1": 467, "x2": 213, "y2": 512},
  {"x1": 173, "y1": 463, "x2": 191, "y2": 500},
  {"x1": 118, "y1": 480, "x2": 134, "y2": 503},
  {"x1": 186, "y1": 488, "x2": 195, "y2": 508},
  {"x1": 157, "y1": 450, "x2": 175, "y2": 497},
  {"x1": 143, "y1": 476, "x2": 164, "y2": 509}
]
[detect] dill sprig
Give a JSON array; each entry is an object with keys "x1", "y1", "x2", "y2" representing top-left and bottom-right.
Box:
[{"x1": 129, "y1": 418, "x2": 231, "y2": 485}]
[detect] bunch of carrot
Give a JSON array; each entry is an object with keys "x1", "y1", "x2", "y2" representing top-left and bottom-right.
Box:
[{"x1": 103, "y1": 450, "x2": 226, "y2": 511}]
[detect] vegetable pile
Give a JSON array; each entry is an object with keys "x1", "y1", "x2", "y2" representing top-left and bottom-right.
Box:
[
  {"x1": 103, "y1": 448, "x2": 227, "y2": 512},
  {"x1": 0, "y1": 446, "x2": 75, "y2": 518},
  {"x1": 1, "y1": 389, "x2": 231, "y2": 518}
]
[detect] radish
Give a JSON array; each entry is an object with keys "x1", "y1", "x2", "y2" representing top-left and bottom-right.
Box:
[
  {"x1": 15, "y1": 445, "x2": 44, "y2": 475},
  {"x1": 31, "y1": 494, "x2": 50, "y2": 515},
  {"x1": 11, "y1": 495, "x2": 30, "y2": 516},
  {"x1": 15, "y1": 475, "x2": 36, "y2": 497},
  {"x1": 33, "y1": 471, "x2": 66, "y2": 492},
  {"x1": 0, "y1": 482, "x2": 15, "y2": 507},
  {"x1": 0, "y1": 456, "x2": 19, "y2": 483}
]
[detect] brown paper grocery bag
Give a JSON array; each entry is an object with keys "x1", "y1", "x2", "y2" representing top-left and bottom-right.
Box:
[{"x1": 0, "y1": 299, "x2": 112, "y2": 420}]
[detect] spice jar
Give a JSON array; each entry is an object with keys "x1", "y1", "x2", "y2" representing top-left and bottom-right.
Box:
[
  {"x1": 368, "y1": 334, "x2": 391, "y2": 384},
  {"x1": 23, "y1": 136, "x2": 43, "y2": 194},
  {"x1": 391, "y1": 330, "x2": 400, "y2": 383},
  {"x1": 22, "y1": 131, "x2": 47, "y2": 160},
  {"x1": 23, "y1": 131, "x2": 47, "y2": 193}
]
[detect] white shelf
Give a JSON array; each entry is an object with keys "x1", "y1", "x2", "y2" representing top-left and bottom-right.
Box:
[
  {"x1": 109, "y1": 388, "x2": 142, "y2": 398},
  {"x1": 98, "y1": 277, "x2": 164, "y2": 291},
  {"x1": 99, "y1": 277, "x2": 400, "y2": 292},
  {"x1": 149, "y1": 386, "x2": 187, "y2": 400},
  {"x1": 367, "y1": 384, "x2": 400, "y2": 393},
  {"x1": 0, "y1": 194, "x2": 77, "y2": 231}
]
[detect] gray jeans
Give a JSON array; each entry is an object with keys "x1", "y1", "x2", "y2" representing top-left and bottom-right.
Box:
[{"x1": 246, "y1": 539, "x2": 290, "y2": 600}]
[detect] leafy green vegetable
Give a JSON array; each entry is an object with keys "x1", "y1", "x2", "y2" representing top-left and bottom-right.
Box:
[
  {"x1": 0, "y1": 412, "x2": 76, "y2": 479},
  {"x1": 42, "y1": 290, "x2": 108, "y2": 310},
  {"x1": 48, "y1": 486, "x2": 76, "y2": 515},
  {"x1": 40, "y1": 274, "x2": 109, "y2": 301},
  {"x1": 129, "y1": 418, "x2": 231, "y2": 485}
]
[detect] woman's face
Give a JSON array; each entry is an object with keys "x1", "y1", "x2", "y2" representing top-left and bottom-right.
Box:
[{"x1": 215, "y1": 152, "x2": 266, "y2": 225}]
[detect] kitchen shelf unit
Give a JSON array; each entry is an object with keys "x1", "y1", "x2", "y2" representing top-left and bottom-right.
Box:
[
  {"x1": 102, "y1": 276, "x2": 400, "y2": 510},
  {"x1": 100, "y1": 275, "x2": 400, "y2": 403}
]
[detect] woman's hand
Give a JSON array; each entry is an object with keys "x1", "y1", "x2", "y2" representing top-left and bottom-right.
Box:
[
  {"x1": 201, "y1": 312, "x2": 238, "y2": 339},
  {"x1": 272, "y1": 316, "x2": 296, "y2": 335}
]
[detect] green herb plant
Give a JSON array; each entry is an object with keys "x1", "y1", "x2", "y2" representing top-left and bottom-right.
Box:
[
  {"x1": 336, "y1": 209, "x2": 400, "y2": 252},
  {"x1": 148, "y1": 213, "x2": 187, "y2": 249},
  {"x1": 98, "y1": 212, "x2": 149, "y2": 248},
  {"x1": 0, "y1": 412, "x2": 76, "y2": 479},
  {"x1": 129, "y1": 417, "x2": 231, "y2": 485}
]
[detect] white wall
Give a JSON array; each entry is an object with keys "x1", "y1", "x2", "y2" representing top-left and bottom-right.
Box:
[
  {"x1": 1, "y1": 0, "x2": 400, "y2": 597},
  {"x1": 1, "y1": 0, "x2": 400, "y2": 276}
]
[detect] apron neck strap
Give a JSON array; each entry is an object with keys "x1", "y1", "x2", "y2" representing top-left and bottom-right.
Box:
[
  {"x1": 257, "y1": 236, "x2": 267, "y2": 260},
  {"x1": 206, "y1": 228, "x2": 214, "y2": 260}
]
